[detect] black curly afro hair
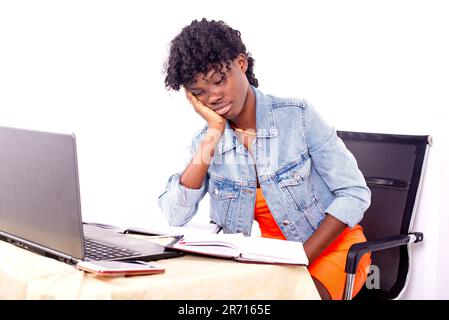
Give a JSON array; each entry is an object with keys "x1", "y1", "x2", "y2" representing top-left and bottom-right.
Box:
[{"x1": 164, "y1": 18, "x2": 258, "y2": 91}]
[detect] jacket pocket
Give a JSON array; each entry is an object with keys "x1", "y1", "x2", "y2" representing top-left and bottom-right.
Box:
[
  {"x1": 275, "y1": 156, "x2": 313, "y2": 212},
  {"x1": 302, "y1": 195, "x2": 326, "y2": 230},
  {"x1": 208, "y1": 178, "x2": 239, "y2": 227}
]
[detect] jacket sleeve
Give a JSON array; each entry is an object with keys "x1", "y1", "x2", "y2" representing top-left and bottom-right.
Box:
[
  {"x1": 302, "y1": 100, "x2": 371, "y2": 227},
  {"x1": 157, "y1": 130, "x2": 209, "y2": 226}
]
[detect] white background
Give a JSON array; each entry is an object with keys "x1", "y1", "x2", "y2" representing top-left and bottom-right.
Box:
[{"x1": 0, "y1": 0, "x2": 448, "y2": 299}]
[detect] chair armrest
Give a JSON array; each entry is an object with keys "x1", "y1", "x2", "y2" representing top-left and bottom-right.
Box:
[
  {"x1": 342, "y1": 232, "x2": 423, "y2": 300},
  {"x1": 345, "y1": 232, "x2": 423, "y2": 275}
]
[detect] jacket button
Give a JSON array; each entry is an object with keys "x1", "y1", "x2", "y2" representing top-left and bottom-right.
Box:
[
  {"x1": 214, "y1": 188, "x2": 219, "y2": 195},
  {"x1": 282, "y1": 220, "x2": 290, "y2": 226}
]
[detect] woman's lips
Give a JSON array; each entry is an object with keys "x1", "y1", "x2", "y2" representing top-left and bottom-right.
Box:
[{"x1": 215, "y1": 103, "x2": 232, "y2": 115}]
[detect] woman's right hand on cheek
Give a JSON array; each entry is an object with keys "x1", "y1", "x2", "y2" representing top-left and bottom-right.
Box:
[{"x1": 185, "y1": 89, "x2": 226, "y2": 134}]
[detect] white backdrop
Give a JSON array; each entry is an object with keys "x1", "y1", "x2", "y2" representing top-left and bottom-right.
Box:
[{"x1": 0, "y1": 0, "x2": 448, "y2": 299}]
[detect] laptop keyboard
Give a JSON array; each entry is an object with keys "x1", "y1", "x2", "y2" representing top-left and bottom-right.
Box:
[{"x1": 84, "y1": 237, "x2": 141, "y2": 261}]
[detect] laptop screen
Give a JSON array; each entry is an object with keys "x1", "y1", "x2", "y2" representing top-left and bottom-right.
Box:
[{"x1": 0, "y1": 126, "x2": 85, "y2": 259}]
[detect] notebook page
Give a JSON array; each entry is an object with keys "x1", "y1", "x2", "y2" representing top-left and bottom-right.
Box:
[
  {"x1": 239, "y1": 237, "x2": 309, "y2": 265},
  {"x1": 177, "y1": 233, "x2": 245, "y2": 250}
]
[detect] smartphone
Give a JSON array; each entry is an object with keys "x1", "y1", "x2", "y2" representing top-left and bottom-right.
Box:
[{"x1": 76, "y1": 260, "x2": 165, "y2": 276}]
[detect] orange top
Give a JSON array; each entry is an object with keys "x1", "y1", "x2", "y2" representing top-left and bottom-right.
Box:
[{"x1": 253, "y1": 188, "x2": 286, "y2": 240}]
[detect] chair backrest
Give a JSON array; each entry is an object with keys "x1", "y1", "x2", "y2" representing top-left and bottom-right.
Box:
[{"x1": 337, "y1": 131, "x2": 431, "y2": 299}]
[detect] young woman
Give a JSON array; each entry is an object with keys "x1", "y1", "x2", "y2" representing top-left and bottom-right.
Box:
[{"x1": 159, "y1": 18, "x2": 372, "y2": 300}]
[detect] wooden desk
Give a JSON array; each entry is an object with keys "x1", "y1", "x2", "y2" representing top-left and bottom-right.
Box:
[{"x1": 0, "y1": 237, "x2": 320, "y2": 299}]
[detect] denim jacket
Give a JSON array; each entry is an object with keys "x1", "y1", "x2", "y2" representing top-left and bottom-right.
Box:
[{"x1": 158, "y1": 87, "x2": 371, "y2": 242}]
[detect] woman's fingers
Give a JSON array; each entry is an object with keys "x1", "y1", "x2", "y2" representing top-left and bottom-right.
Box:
[
  {"x1": 185, "y1": 88, "x2": 203, "y2": 111},
  {"x1": 185, "y1": 89, "x2": 212, "y2": 116},
  {"x1": 184, "y1": 87, "x2": 226, "y2": 130}
]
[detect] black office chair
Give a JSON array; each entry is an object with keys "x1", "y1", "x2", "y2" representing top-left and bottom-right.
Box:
[{"x1": 338, "y1": 131, "x2": 432, "y2": 300}]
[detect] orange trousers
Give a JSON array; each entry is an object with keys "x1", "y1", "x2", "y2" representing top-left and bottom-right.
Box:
[{"x1": 254, "y1": 188, "x2": 371, "y2": 300}]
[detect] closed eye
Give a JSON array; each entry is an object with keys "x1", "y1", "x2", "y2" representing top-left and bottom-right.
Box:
[{"x1": 214, "y1": 75, "x2": 226, "y2": 85}]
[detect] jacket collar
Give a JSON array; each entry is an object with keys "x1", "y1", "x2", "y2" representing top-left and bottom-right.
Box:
[{"x1": 217, "y1": 86, "x2": 278, "y2": 155}]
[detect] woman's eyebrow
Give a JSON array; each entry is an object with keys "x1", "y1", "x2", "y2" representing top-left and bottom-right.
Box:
[{"x1": 202, "y1": 70, "x2": 218, "y2": 82}]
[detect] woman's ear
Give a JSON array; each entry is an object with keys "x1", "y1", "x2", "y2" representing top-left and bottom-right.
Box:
[{"x1": 235, "y1": 54, "x2": 248, "y2": 73}]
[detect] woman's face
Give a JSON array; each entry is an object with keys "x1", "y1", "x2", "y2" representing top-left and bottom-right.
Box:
[{"x1": 186, "y1": 54, "x2": 250, "y2": 120}]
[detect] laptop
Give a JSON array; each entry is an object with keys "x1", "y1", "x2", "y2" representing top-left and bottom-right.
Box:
[{"x1": 0, "y1": 125, "x2": 181, "y2": 264}]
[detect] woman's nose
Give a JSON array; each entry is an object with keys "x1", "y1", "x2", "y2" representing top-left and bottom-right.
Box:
[{"x1": 207, "y1": 89, "x2": 223, "y2": 107}]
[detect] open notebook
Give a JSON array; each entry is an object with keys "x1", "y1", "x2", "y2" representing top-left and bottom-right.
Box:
[{"x1": 167, "y1": 233, "x2": 309, "y2": 266}]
